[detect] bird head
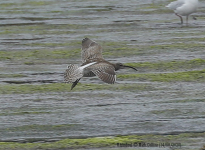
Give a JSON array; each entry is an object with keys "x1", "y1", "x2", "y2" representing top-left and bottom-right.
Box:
[{"x1": 114, "y1": 63, "x2": 137, "y2": 71}]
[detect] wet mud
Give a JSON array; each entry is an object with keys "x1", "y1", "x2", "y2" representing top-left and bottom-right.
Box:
[{"x1": 0, "y1": 0, "x2": 205, "y2": 150}]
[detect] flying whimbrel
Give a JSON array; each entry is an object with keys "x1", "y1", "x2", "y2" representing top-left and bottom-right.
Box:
[{"x1": 64, "y1": 38, "x2": 137, "y2": 90}]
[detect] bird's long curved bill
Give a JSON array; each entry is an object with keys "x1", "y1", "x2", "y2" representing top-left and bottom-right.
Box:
[{"x1": 123, "y1": 65, "x2": 138, "y2": 71}]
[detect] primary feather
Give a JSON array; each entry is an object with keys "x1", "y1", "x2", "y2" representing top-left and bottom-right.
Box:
[{"x1": 81, "y1": 38, "x2": 103, "y2": 64}]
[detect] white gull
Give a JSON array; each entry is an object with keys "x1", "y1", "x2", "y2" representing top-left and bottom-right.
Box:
[{"x1": 166, "y1": 0, "x2": 198, "y2": 24}]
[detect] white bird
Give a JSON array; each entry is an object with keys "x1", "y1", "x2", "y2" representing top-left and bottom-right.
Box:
[{"x1": 166, "y1": 0, "x2": 198, "y2": 24}]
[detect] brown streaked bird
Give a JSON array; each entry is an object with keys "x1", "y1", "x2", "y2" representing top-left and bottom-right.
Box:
[{"x1": 64, "y1": 37, "x2": 137, "y2": 90}]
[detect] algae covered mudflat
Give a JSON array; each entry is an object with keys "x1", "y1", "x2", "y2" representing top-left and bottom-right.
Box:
[
  {"x1": 0, "y1": 132, "x2": 205, "y2": 150},
  {"x1": 0, "y1": 0, "x2": 205, "y2": 150}
]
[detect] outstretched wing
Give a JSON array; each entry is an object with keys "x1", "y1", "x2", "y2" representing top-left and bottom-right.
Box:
[
  {"x1": 81, "y1": 38, "x2": 103, "y2": 63},
  {"x1": 90, "y1": 63, "x2": 116, "y2": 84}
]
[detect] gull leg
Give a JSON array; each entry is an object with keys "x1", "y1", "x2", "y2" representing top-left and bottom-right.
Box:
[
  {"x1": 186, "y1": 16, "x2": 189, "y2": 25},
  {"x1": 175, "y1": 13, "x2": 183, "y2": 24}
]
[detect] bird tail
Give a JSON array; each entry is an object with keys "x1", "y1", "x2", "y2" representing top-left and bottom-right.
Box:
[
  {"x1": 64, "y1": 64, "x2": 83, "y2": 83},
  {"x1": 64, "y1": 62, "x2": 96, "y2": 84},
  {"x1": 166, "y1": 1, "x2": 178, "y2": 10}
]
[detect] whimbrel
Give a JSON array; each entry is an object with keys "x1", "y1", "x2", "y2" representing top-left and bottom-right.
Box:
[
  {"x1": 166, "y1": 0, "x2": 198, "y2": 24},
  {"x1": 64, "y1": 38, "x2": 137, "y2": 90}
]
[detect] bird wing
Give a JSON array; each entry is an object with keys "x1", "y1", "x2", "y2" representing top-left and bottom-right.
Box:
[
  {"x1": 166, "y1": 0, "x2": 185, "y2": 10},
  {"x1": 89, "y1": 63, "x2": 116, "y2": 84},
  {"x1": 81, "y1": 38, "x2": 103, "y2": 63}
]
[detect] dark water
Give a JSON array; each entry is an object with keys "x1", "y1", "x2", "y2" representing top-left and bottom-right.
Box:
[{"x1": 0, "y1": 0, "x2": 205, "y2": 149}]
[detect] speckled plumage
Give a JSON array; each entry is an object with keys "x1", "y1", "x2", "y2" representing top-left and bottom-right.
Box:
[
  {"x1": 64, "y1": 38, "x2": 137, "y2": 90},
  {"x1": 64, "y1": 62, "x2": 96, "y2": 83}
]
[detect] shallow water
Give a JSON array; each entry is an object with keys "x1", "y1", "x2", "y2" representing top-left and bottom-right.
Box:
[{"x1": 0, "y1": 0, "x2": 205, "y2": 149}]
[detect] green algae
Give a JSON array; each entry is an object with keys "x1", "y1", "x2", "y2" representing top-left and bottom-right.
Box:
[
  {"x1": 165, "y1": 37, "x2": 205, "y2": 43},
  {"x1": 0, "y1": 136, "x2": 142, "y2": 150},
  {"x1": 21, "y1": 1, "x2": 54, "y2": 6},
  {"x1": 156, "y1": 98, "x2": 205, "y2": 104},
  {"x1": 0, "y1": 68, "x2": 204, "y2": 94},
  {"x1": 0, "y1": 19, "x2": 204, "y2": 64},
  {"x1": 125, "y1": 58, "x2": 205, "y2": 71},
  {"x1": 118, "y1": 69, "x2": 205, "y2": 82},
  {"x1": 0, "y1": 82, "x2": 156, "y2": 94},
  {"x1": 0, "y1": 1, "x2": 54, "y2": 9},
  {"x1": 0, "y1": 24, "x2": 86, "y2": 35},
  {"x1": 0, "y1": 49, "x2": 80, "y2": 63},
  {"x1": 0, "y1": 132, "x2": 204, "y2": 150},
  {"x1": 0, "y1": 110, "x2": 51, "y2": 116},
  {"x1": 0, "y1": 41, "x2": 138, "y2": 63},
  {"x1": 0, "y1": 83, "x2": 68, "y2": 94},
  {"x1": 0, "y1": 74, "x2": 27, "y2": 78},
  {"x1": 150, "y1": 109, "x2": 187, "y2": 117},
  {"x1": 0, "y1": 105, "x2": 61, "y2": 117},
  {"x1": 148, "y1": 42, "x2": 204, "y2": 50},
  {"x1": 3, "y1": 124, "x2": 76, "y2": 133}
]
